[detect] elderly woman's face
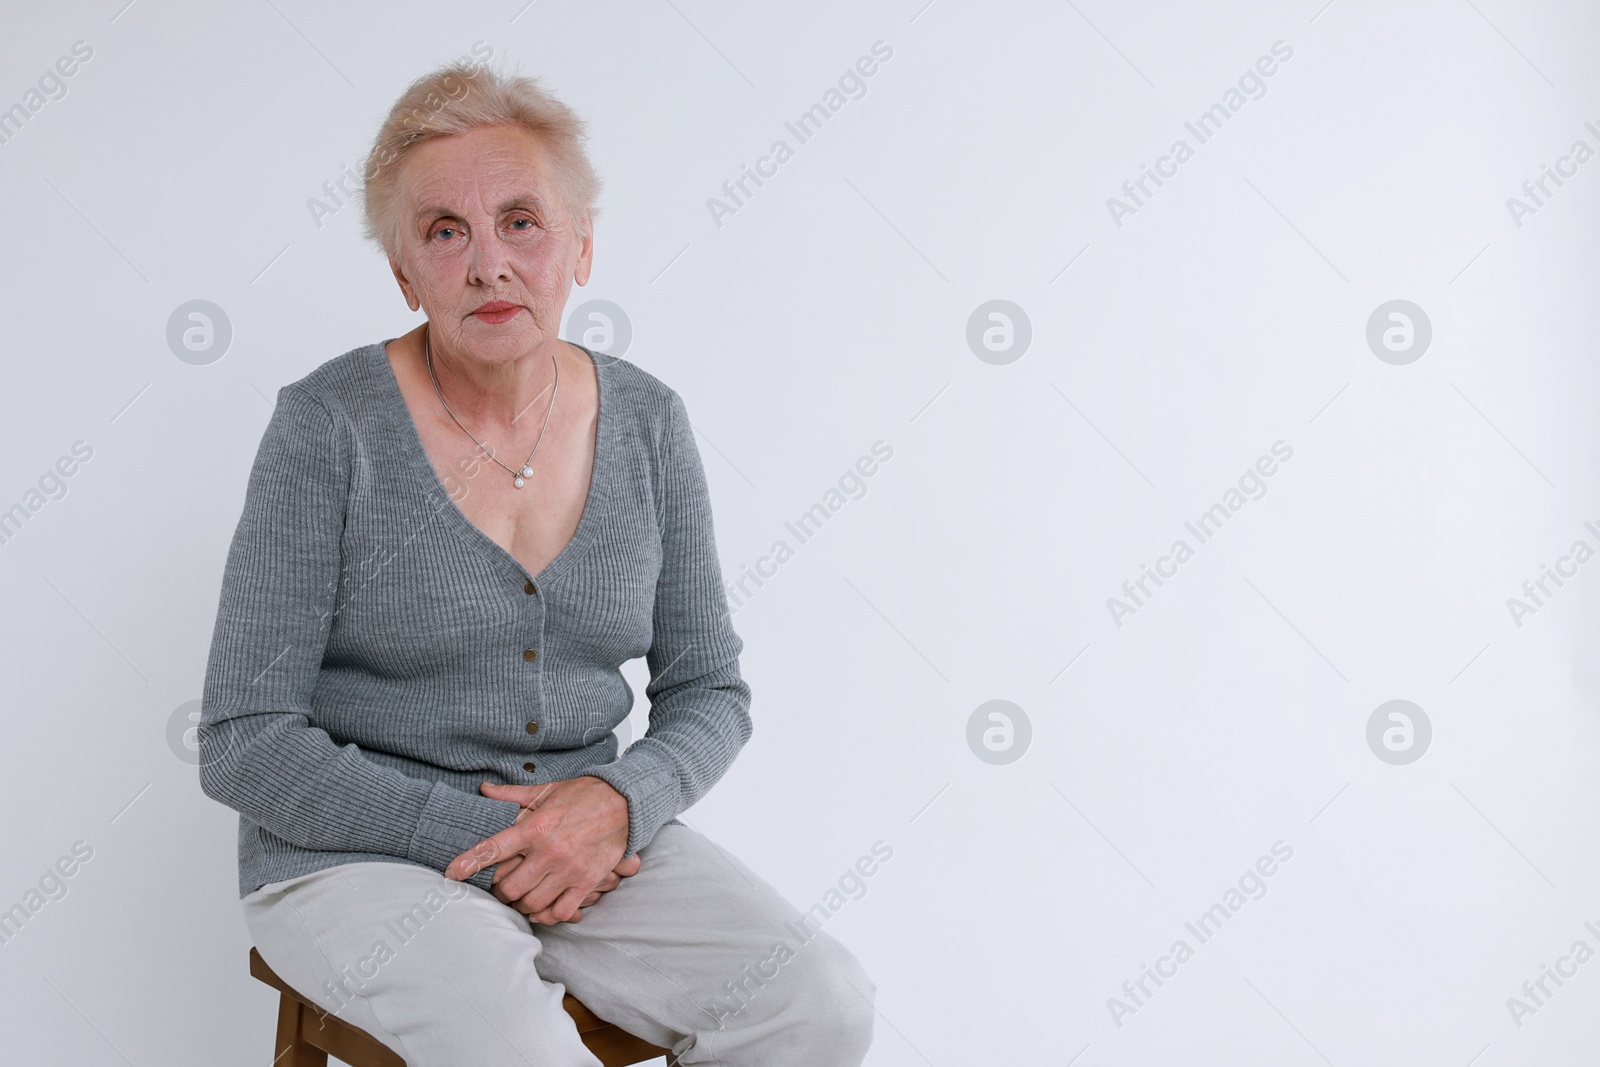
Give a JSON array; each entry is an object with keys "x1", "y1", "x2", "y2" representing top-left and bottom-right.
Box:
[{"x1": 390, "y1": 124, "x2": 592, "y2": 365}]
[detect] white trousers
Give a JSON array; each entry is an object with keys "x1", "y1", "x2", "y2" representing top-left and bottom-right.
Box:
[{"x1": 242, "y1": 822, "x2": 876, "y2": 1066}]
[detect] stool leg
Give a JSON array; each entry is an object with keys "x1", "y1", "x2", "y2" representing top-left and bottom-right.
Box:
[{"x1": 273, "y1": 993, "x2": 329, "y2": 1067}]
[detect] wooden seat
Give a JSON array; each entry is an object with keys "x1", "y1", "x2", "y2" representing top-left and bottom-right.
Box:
[{"x1": 249, "y1": 946, "x2": 671, "y2": 1066}]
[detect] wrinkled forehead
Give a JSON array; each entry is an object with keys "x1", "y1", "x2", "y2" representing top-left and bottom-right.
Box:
[{"x1": 401, "y1": 127, "x2": 561, "y2": 219}]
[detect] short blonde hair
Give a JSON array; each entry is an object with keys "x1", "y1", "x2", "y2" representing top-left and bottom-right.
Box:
[{"x1": 359, "y1": 61, "x2": 603, "y2": 260}]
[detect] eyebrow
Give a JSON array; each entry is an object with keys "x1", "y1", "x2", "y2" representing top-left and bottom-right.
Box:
[{"x1": 413, "y1": 195, "x2": 549, "y2": 224}]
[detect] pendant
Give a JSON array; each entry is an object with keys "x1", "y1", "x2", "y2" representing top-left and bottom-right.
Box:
[
  {"x1": 513, "y1": 476, "x2": 525, "y2": 488},
  {"x1": 521, "y1": 465, "x2": 534, "y2": 477}
]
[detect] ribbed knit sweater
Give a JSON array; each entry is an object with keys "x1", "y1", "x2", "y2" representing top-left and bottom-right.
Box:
[{"x1": 199, "y1": 339, "x2": 751, "y2": 898}]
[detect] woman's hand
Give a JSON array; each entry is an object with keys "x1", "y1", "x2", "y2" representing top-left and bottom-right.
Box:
[
  {"x1": 444, "y1": 775, "x2": 630, "y2": 924},
  {"x1": 493, "y1": 851, "x2": 642, "y2": 922}
]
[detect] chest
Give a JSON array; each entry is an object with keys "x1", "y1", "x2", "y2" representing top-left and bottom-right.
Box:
[
  {"x1": 388, "y1": 338, "x2": 602, "y2": 581},
  {"x1": 412, "y1": 412, "x2": 597, "y2": 580}
]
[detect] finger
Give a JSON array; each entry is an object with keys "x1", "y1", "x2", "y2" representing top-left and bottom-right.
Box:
[
  {"x1": 550, "y1": 886, "x2": 588, "y2": 923},
  {"x1": 479, "y1": 781, "x2": 530, "y2": 802},
  {"x1": 614, "y1": 854, "x2": 642, "y2": 876},
  {"x1": 527, "y1": 886, "x2": 584, "y2": 925},
  {"x1": 490, "y1": 853, "x2": 524, "y2": 885},
  {"x1": 581, "y1": 892, "x2": 602, "y2": 907},
  {"x1": 446, "y1": 825, "x2": 525, "y2": 881},
  {"x1": 483, "y1": 780, "x2": 558, "y2": 810},
  {"x1": 520, "y1": 877, "x2": 584, "y2": 924},
  {"x1": 538, "y1": 901, "x2": 586, "y2": 923},
  {"x1": 445, "y1": 841, "x2": 495, "y2": 882},
  {"x1": 490, "y1": 859, "x2": 525, "y2": 900},
  {"x1": 527, "y1": 901, "x2": 572, "y2": 926},
  {"x1": 514, "y1": 883, "x2": 565, "y2": 920},
  {"x1": 497, "y1": 850, "x2": 564, "y2": 903}
]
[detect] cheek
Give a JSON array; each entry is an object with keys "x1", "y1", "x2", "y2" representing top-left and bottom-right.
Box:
[
  {"x1": 518, "y1": 242, "x2": 576, "y2": 288},
  {"x1": 411, "y1": 270, "x2": 455, "y2": 307},
  {"x1": 407, "y1": 246, "x2": 458, "y2": 290}
]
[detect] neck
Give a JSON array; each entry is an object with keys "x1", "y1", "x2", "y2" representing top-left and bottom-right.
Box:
[{"x1": 422, "y1": 324, "x2": 563, "y2": 430}]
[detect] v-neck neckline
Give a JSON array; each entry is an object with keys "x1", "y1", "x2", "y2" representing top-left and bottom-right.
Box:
[{"x1": 373, "y1": 335, "x2": 613, "y2": 588}]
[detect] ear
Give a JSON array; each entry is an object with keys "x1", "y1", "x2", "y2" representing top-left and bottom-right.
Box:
[
  {"x1": 572, "y1": 213, "x2": 594, "y2": 288},
  {"x1": 389, "y1": 255, "x2": 421, "y2": 312}
]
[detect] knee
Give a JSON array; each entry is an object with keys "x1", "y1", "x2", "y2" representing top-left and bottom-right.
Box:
[{"x1": 780, "y1": 933, "x2": 877, "y2": 1056}]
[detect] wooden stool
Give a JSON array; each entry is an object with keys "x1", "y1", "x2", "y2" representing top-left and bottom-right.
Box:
[{"x1": 250, "y1": 947, "x2": 671, "y2": 1066}]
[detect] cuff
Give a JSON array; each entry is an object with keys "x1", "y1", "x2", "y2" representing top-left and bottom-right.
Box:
[
  {"x1": 584, "y1": 745, "x2": 683, "y2": 859},
  {"x1": 406, "y1": 780, "x2": 523, "y2": 893}
]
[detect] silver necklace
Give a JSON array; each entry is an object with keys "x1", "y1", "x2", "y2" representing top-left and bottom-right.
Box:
[{"x1": 423, "y1": 324, "x2": 558, "y2": 489}]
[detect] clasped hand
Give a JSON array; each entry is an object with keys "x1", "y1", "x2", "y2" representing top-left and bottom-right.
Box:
[{"x1": 445, "y1": 775, "x2": 639, "y2": 925}]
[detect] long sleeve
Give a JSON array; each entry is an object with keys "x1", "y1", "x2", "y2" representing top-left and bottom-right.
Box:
[
  {"x1": 198, "y1": 385, "x2": 520, "y2": 893},
  {"x1": 586, "y1": 388, "x2": 753, "y2": 857}
]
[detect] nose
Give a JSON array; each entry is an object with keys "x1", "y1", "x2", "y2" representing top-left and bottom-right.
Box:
[{"x1": 466, "y1": 223, "x2": 514, "y2": 287}]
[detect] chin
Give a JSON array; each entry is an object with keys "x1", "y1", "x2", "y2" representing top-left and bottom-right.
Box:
[{"x1": 465, "y1": 322, "x2": 543, "y2": 356}]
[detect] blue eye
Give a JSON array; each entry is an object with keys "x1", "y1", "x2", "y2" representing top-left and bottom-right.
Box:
[{"x1": 434, "y1": 227, "x2": 458, "y2": 241}]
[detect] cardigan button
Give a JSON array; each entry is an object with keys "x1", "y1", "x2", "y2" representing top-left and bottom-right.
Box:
[
  {"x1": 525, "y1": 721, "x2": 539, "y2": 735},
  {"x1": 523, "y1": 761, "x2": 536, "y2": 773},
  {"x1": 523, "y1": 580, "x2": 536, "y2": 595},
  {"x1": 522, "y1": 648, "x2": 537, "y2": 662}
]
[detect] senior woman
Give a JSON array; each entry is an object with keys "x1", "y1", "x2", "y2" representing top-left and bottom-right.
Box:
[{"x1": 198, "y1": 62, "x2": 875, "y2": 1066}]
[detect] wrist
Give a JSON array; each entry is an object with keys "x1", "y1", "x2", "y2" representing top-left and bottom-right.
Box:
[
  {"x1": 582, "y1": 775, "x2": 630, "y2": 835},
  {"x1": 584, "y1": 774, "x2": 627, "y2": 809}
]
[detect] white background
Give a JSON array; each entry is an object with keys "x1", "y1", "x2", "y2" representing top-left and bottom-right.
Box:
[{"x1": 2, "y1": 1, "x2": 1598, "y2": 1063}]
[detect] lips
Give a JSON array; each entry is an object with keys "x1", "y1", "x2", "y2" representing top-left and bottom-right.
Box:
[{"x1": 474, "y1": 301, "x2": 520, "y2": 315}]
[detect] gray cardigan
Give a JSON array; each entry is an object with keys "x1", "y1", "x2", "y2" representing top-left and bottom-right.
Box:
[{"x1": 199, "y1": 339, "x2": 751, "y2": 898}]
